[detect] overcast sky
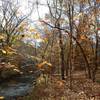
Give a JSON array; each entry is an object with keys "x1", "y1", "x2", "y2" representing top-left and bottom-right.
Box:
[
  {"x1": 17, "y1": 0, "x2": 49, "y2": 21},
  {"x1": 16, "y1": 0, "x2": 49, "y2": 45}
]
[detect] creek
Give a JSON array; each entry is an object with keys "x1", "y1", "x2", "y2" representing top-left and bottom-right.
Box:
[{"x1": 0, "y1": 70, "x2": 41, "y2": 100}]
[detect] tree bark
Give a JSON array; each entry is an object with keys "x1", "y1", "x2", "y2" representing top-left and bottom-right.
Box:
[{"x1": 58, "y1": 24, "x2": 65, "y2": 80}]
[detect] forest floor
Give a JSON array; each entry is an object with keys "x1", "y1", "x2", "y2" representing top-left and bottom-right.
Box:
[{"x1": 22, "y1": 71, "x2": 100, "y2": 100}]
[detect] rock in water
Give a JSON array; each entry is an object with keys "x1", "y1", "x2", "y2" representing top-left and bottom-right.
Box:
[{"x1": 0, "y1": 63, "x2": 22, "y2": 80}]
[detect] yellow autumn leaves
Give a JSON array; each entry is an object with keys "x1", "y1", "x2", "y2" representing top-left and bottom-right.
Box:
[
  {"x1": 29, "y1": 28, "x2": 36, "y2": 32},
  {"x1": 37, "y1": 61, "x2": 52, "y2": 69},
  {"x1": 0, "y1": 46, "x2": 17, "y2": 55},
  {"x1": 22, "y1": 27, "x2": 49, "y2": 43},
  {"x1": 24, "y1": 27, "x2": 41, "y2": 39},
  {"x1": 0, "y1": 35, "x2": 4, "y2": 40},
  {"x1": 0, "y1": 96, "x2": 4, "y2": 100}
]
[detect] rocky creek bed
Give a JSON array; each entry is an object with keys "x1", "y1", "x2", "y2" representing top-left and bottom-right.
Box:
[{"x1": 0, "y1": 70, "x2": 41, "y2": 100}]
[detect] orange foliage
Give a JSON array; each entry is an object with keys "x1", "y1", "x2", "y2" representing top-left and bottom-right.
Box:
[
  {"x1": 80, "y1": 35, "x2": 87, "y2": 40},
  {"x1": 96, "y1": 0, "x2": 100, "y2": 3},
  {"x1": 37, "y1": 61, "x2": 52, "y2": 69}
]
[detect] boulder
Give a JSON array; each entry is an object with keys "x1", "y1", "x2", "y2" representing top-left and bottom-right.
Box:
[
  {"x1": 0, "y1": 63, "x2": 22, "y2": 79},
  {"x1": 1, "y1": 68, "x2": 21, "y2": 79}
]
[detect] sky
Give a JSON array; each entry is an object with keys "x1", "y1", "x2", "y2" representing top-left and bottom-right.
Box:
[
  {"x1": 17, "y1": 0, "x2": 100, "y2": 45},
  {"x1": 1, "y1": 0, "x2": 99, "y2": 45},
  {"x1": 17, "y1": 0, "x2": 49, "y2": 21},
  {"x1": 0, "y1": 0, "x2": 48, "y2": 21},
  {"x1": 16, "y1": 0, "x2": 49, "y2": 45}
]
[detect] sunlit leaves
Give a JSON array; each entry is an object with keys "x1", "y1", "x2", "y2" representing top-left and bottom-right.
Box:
[
  {"x1": 29, "y1": 28, "x2": 36, "y2": 32},
  {"x1": 0, "y1": 46, "x2": 17, "y2": 55},
  {"x1": 33, "y1": 33, "x2": 41, "y2": 39},
  {"x1": 37, "y1": 61, "x2": 52, "y2": 69},
  {"x1": 80, "y1": 34, "x2": 87, "y2": 40},
  {"x1": 0, "y1": 35, "x2": 4, "y2": 40},
  {"x1": 42, "y1": 38, "x2": 48, "y2": 43},
  {"x1": 74, "y1": 13, "x2": 83, "y2": 20},
  {"x1": 0, "y1": 96, "x2": 5, "y2": 100},
  {"x1": 17, "y1": 22, "x2": 28, "y2": 33},
  {"x1": 18, "y1": 26, "x2": 24, "y2": 32},
  {"x1": 1, "y1": 49, "x2": 6, "y2": 54},
  {"x1": 36, "y1": 61, "x2": 52, "y2": 80}
]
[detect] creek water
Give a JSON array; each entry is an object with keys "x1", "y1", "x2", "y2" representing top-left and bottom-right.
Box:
[{"x1": 0, "y1": 71, "x2": 41, "y2": 100}]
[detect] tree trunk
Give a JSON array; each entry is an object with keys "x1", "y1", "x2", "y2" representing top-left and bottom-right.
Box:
[
  {"x1": 92, "y1": 20, "x2": 99, "y2": 82},
  {"x1": 58, "y1": 26, "x2": 65, "y2": 80}
]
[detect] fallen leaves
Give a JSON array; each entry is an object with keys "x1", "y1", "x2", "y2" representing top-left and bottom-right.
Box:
[{"x1": 24, "y1": 71, "x2": 100, "y2": 100}]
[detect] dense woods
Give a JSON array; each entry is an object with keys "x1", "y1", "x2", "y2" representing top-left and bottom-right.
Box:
[{"x1": 0, "y1": 0, "x2": 100, "y2": 100}]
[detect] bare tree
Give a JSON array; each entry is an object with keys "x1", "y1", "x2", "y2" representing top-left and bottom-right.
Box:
[{"x1": 0, "y1": 0, "x2": 33, "y2": 47}]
